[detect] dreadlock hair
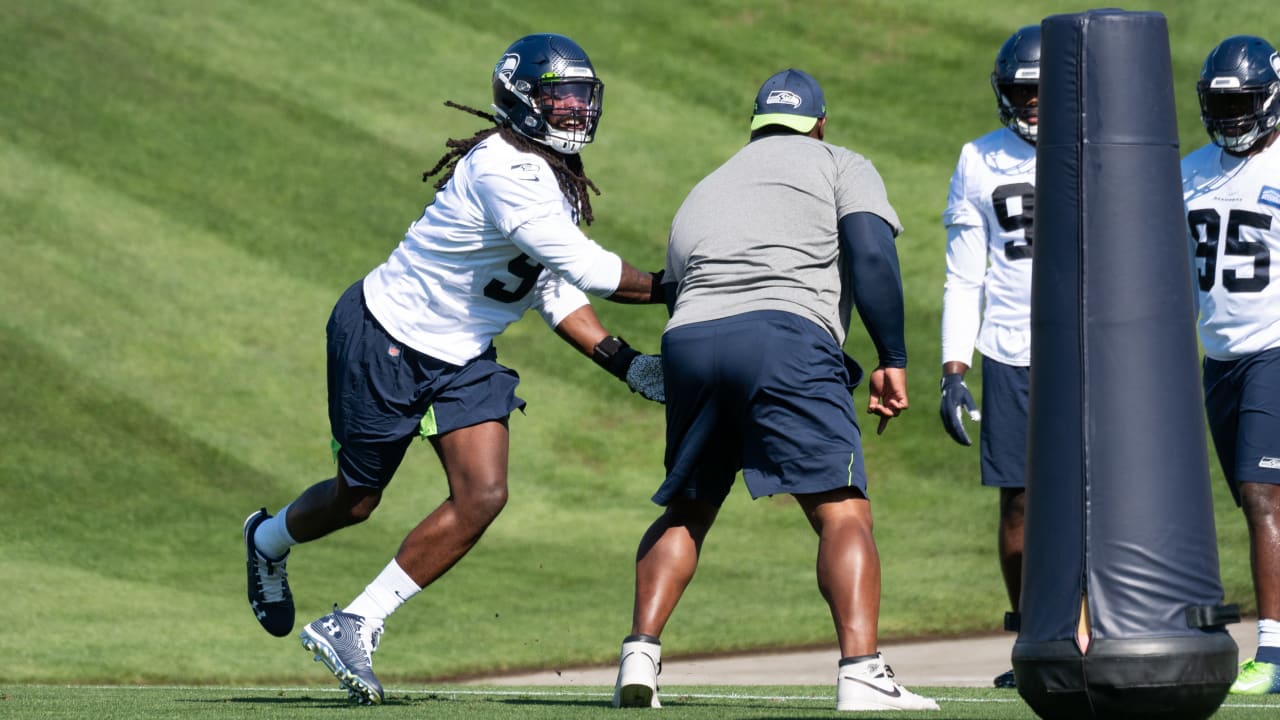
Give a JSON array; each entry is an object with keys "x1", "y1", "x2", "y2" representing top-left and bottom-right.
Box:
[{"x1": 423, "y1": 101, "x2": 600, "y2": 226}]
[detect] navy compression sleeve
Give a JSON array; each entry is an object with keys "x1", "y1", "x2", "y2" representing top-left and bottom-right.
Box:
[{"x1": 837, "y1": 212, "x2": 907, "y2": 368}]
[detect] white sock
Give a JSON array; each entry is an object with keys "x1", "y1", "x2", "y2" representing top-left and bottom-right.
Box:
[
  {"x1": 1258, "y1": 618, "x2": 1280, "y2": 649},
  {"x1": 344, "y1": 559, "x2": 422, "y2": 625},
  {"x1": 252, "y1": 504, "x2": 296, "y2": 560}
]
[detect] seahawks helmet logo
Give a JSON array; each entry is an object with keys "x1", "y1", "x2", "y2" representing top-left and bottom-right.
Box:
[
  {"x1": 497, "y1": 53, "x2": 533, "y2": 93},
  {"x1": 496, "y1": 53, "x2": 518, "y2": 81},
  {"x1": 765, "y1": 90, "x2": 803, "y2": 108}
]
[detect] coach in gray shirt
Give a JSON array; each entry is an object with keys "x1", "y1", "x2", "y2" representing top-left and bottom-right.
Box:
[{"x1": 610, "y1": 69, "x2": 937, "y2": 713}]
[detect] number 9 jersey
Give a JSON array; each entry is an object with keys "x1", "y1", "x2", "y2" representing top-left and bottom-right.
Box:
[
  {"x1": 1182, "y1": 139, "x2": 1280, "y2": 360},
  {"x1": 941, "y1": 126, "x2": 1037, "y2": 367},
  {"x1": 362, "y1": 133, "x2": 624, "y2": 366}
]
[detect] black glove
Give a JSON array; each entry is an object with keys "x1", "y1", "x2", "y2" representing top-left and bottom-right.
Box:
[
  {"x1": 593, "y1": 336, "x2": 665, "y2": 403},
  {"x1": 939, "y1": 373, "x2": 980, "y2": 446}
]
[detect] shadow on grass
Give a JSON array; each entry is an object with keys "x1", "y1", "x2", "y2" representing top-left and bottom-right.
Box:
[
  {"x1": 181, "y1": 694, "x2": 401, "y2": 708},
  {"x1": 491, "y1": 695, "x2": 861, "y2": 719},
  {"x1": 499, "y1": 697, "x2": 963, "y2": 720},
  {"x1": 151, "y1": 691, "x2": 977, "y2": 719},
  {"x1": 179, "y1": 690, "x2": 435, "y2": 708}
]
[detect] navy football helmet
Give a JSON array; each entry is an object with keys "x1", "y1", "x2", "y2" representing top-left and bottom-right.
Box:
[
  {"x1": 1197, "y1": 35, "x2": 1280, "y2": 153},
  {"x1": 492, "y1": 34, "x2": 604, "y2": 155},
  {"x1": 991, "y1": 25, "x2": 1041, "y2": 144}
]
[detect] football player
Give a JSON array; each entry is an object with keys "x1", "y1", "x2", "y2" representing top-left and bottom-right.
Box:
[
  {"x1": 611, "y1": 68, "x2": 937, "y2": 713},
  {"x1": 241, "y1": 33, "x2": 665, "y2": 704},
  {"x1": 938, "y1": 24, "x2": 1040, "y2": 690},
  {"x1": 1182, "y1": 34, "x2": 1280, "y2": 696}
]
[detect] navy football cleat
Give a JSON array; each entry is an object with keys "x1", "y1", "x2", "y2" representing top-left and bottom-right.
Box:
[
  {"x1": 301, "y1": 606, "x2": 385, "y2": 705},
  {"x1": 244, "y1": 508, "x2": 294, "y2": 637}
]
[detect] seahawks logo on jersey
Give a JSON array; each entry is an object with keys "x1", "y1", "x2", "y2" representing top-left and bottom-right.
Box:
[
  {"x1": 510, "y1": 162, "x2": 540, "y2": 182},
  {"x1": 1260, "y1": 185, "x2": 1280, "y2": 210}
]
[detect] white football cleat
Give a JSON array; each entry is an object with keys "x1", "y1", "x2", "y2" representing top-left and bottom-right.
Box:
[
  {"x1": 612, "y1": 635, "x2": 662, "y2": 708},
  {"x1": 836, "y1": 652, "x2": 939, "y2": 712}
]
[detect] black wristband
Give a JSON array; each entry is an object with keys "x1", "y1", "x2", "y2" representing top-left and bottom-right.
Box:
[
  {"x1": 649, "y1": 270, "x2": 665, "y2": 304},
  {"x1": 592, "y1": 335, "x2": 640, "y2": 381}
]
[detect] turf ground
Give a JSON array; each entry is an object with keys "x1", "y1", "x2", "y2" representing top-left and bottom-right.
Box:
[{"x1": 5, "y1": 684, "x2": 1280, "y2": 719}]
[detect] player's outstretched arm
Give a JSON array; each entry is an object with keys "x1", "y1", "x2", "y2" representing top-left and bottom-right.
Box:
[
  {"x1": 607, "y1": 263, "x2": 665, "y2": 305},
  {"x1": 553, "y1": 304, "x2": 664, "y2": 403}
]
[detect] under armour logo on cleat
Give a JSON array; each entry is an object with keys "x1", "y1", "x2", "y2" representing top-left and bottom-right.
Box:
[{"x1": 323, "y1": 619, "x2": 342, "y2": 636}]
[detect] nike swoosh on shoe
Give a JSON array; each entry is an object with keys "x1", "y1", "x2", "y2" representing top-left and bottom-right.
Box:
[
  {"x1": 842, "y1": 676, "x2": 902, "y2": 698},
  {"x1": 1235, "y1": 677, "x2": 1269, "y2": 691}
]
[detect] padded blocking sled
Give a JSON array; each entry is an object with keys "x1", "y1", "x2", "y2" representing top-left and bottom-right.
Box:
[{"x1": 1011, "y1": 9, "x2": 1238, "y2": 720}]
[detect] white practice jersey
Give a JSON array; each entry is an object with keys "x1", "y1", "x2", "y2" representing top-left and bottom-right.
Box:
[
  {"x1": 941, "y1": 127, "x2": 1036, "y2": 367},
  {"x1": 1183, "y1": 139, "x2": 1280, "y2": 360},
  {"x1": 363, "y1": 133, "x2": 623, "y2": 365}
]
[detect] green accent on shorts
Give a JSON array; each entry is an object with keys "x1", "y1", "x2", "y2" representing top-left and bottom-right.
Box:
[
  {"x1": 847, "y1": 452, "x2": 856, "y2": 487},
  {"x1": 329, "y1": 408, "x2": 436, "y2": 461},
  {"x1": 420, "y1": 405, "x2": 438, "y2": 439}
]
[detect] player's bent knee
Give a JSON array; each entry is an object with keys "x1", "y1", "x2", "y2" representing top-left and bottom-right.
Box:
[
  {"x1": 458, "y1": 481, "x2": 509, "y2": 526},
  {"x1": 663, "y1": 499, "x2": 719, "y2": 533},
  {"x1": 343, "y1": 493, "x2": 382, "y2": 525}
]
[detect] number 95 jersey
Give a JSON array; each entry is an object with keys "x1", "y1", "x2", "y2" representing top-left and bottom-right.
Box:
[
  {"x1": 941, "y1": 127, "x2": 1036, "y2": 367},
  {"x1": 1183, "y1": 140, "x2": 1280, "y2": 361}
]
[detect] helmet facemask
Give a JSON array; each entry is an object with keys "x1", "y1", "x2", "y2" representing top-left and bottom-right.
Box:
[
  {"x1": 993, "y1": 79, "x2": 1039, "y2": 143},
  {"x1": 533, "y1": 78, "x2": 604, "y2": 155},
  {"x1": 1198, "y1": 81, "x2": 1280, "y2": 153}
]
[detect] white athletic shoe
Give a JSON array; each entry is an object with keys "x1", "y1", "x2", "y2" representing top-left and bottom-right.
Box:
[
  {"x1": 612, "y1": 636, "x2": 662, "y2": 708},
  {"x1": 836, "y1": 653, "x2": 939, "y2": 712}
]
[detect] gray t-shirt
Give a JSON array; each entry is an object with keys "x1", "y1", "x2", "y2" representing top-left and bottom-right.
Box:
[{"x1": 665, "y1": 133, "x2": 902, "y2": 345}]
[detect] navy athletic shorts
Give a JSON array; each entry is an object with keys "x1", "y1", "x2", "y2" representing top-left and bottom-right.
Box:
[
  {"x1": 979, "y1": 356, "x2": 1029, "y2": 489},
  {"x1": 325, "y1": 281, "x2": 525, "y2": 489},
  {"x1": 1204, "y1": 346, "x2": 1280, "y2": 505},
  {"x1": 653, "y1": 310, "x2": 866, "y2": 507}
]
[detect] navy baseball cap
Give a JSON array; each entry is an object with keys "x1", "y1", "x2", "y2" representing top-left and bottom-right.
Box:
[{"x1": 750, "y1": 68, "x2": 826, "y2": 133}]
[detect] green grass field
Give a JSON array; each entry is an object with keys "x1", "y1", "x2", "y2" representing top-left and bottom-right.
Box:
[
  {"x1": 5, "y1": 685, "x2": 1280, "y2": 719},
  {"x1": 1, "y1": 0, "x2": 1276, "y2": 715}
]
